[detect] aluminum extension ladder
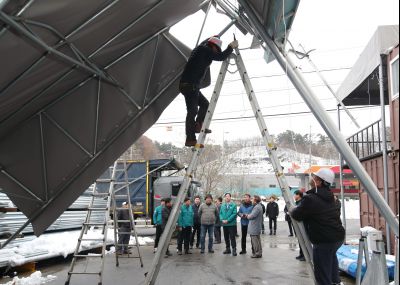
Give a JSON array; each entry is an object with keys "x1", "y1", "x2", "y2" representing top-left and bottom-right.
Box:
[
  {"x1": 111, "y1": 160, "x2": 144, "y2": 268},
  {"x1": 144, "y1": 47, "x2": 316, "y2": 285},
  {"x1": 66, "y1": 160, "x2": 143, "y2": 285}
]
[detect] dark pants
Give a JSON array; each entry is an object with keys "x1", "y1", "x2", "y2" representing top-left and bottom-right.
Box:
[
  {"x1": 223, "y1": 226, "x2": 237, "y2": 250},
  {"x1": 214, "y1": 225, "x2": 221, "y2": 243},
  {"x1": 180, "y1": 84, "x2": 209, "y2": 140},
  {"x1": 200, "y1": 224, "x2": 214, "y2": 251},
  {"x1": 269, "y1": 217, "x2": 277, "y2": 231},
  {"x1": 154, "y1": 225, "x2": 163, "y2": 248},
  {"x1": 117, "y1": 227, "x2": 131, "y2": 253},
  {"x1": 313, "y1": 241, "x2": 342, "y2": 285},
  {"x1": 241, "y1": 225, "x2": 248, "y2": 251},
  {"x1": 261, "y1": 220, "x2": 265, "y2": 232},
  {"x1": 190, "y1": 223, "x2": 201, "y2": 247},
  {"x1": 177, "y1": 226, "x2": 192, "y2": 252},
  {"x1": 287, "y1": 219, "x2": 294, "y2": 235}
]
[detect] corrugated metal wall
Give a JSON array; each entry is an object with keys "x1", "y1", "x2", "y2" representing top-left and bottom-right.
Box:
[{"x1": 359, "y1": 46, "x2": 399, "y2": 254}]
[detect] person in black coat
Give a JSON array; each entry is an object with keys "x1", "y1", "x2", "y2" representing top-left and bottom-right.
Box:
[
  {"x1": 190, "y1": 196, "x2": 201, "y2": 249},
  {"x1": 179, "y1": 36, "x2": 238, "y2": 146},
  {"x1": 161, "y1": 198, "x2": 173, "y2": 256},
  {"x1": 260, "y1": 201, "x2": 266, "y2": 234},
  {"x1": 266, "y1": 195, "x2": 279, "y2": 235},
  {"x1": 117, "y1": 202, "x2": 132, "y2": 254},
  {"x1": 291, "y1": 169, "x2": 345, "y2": 285}
]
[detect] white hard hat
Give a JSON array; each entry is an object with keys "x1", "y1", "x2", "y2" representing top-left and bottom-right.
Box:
[
  {"x1": 208, "y1": 36, "x2": 222, "y2": 50},
  {"x1": 313, "y1": 168, "x2": 335, "y2": 184}
]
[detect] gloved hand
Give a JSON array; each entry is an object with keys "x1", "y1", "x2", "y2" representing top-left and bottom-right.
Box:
[{"x1": 229, "y1": 40, "x2": 239, "y2": 49}]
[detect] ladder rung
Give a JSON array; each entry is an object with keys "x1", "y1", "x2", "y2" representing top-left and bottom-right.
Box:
[
  {"x1": 68, "y1": 272, "x2": 101, "y2": 275},
  {"x1": 83, "y1": 222, "x2": 106, "y2": 226},
  {"x1": 79, "y1": 238, "x2": 105, "y2": 241},
  {"x1": 91, "y1": 193, "x2": 109, "y2": 197},
  {"x1": 88, "y1": 207, "x2": 108, "y2": 211},
  {"x1": 114, "y1": 194, "x2": 129, "y2": 198},
  {"x1": 116, "y1": 232, "x2": 133, "y2": 234},
  {"x1": 117, "y1": 220, "x2": 131, "y2": 222},
  {"x1": 74, "y1": 254, "x2": 103, "y2": 258},
  {"x1": 115, "y1": 207, "x2": 130, "y2": 210}
]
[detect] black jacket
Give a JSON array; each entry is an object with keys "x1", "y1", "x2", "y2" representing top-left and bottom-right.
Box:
[
  {"x1": 192, "y1": 203, "x2": 201, "y2": 225},
  {"x1": 180, "y1": 43, "x2": 233, "y2": 86},
  {"x1": 117, "y1": 209, "x2": 131, "y2": 229},
  {"x1": 291, "y1": 186, "x2": 345, "y2": 244},
  {"x1": 266, "y1": 201, "x2": 279, "y2": 218},
  {"x1": 161, "y1": 205, "x2": 172, "y2": 230}
]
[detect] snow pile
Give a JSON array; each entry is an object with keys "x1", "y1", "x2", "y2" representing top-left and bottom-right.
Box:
[
  {"x1": 1, "y1": 228, "x2": 153, "y2": 267},
  {"x1": 1, "y1": 271, "x2": 56, "y2": 285}
]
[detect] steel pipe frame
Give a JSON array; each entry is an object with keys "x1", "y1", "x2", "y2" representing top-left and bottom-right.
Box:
[
  {"x1": 195, "y1": 0, "x2": 213, "y2": 47},
  {"x1": 0, "y1": 0, "x2": 164, "y2": 127},
  {"x1": 0, "y1": 169, "x2": 43, "y2": 203},
  {"x1": 0, "y1": 11, "x2": 118, "y2": 87},
  {"x1": 378, "y1": 56, "x2": 391, "y2": 253},
  {"x1": 0, "y1": 47, "x2": 184, "y2": 248},
  {"x1": 337, "y1": 106, "x2": 347, "y2": 240},
  {"x1": 0, "y1": 0, "x2": 35, "y2": 38},
  {"x1": 239, "y1": 0, "x2": 399, "y2": 237}
]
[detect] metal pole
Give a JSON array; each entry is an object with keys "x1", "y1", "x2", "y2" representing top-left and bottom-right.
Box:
[
  {"x1": 395, "y1": 234, "x2": 399, "y2": 285},
  {"x1": 217, "y1": 19, "x2": 236, "y2": 37},
  {"x1": 238, "y1": 0, "x2": 399, "y2": 237},
  {"x1": 379, "y1": 56, "x2": 392, "y2": 253},
  {"x1": 377, "y1": 239, "x2": 389, "y2": 284},
  {"x1": 195, "y1": 0, "x2": 212, "y2": 47},
  {"x1": 355, "y1": 238, "x2": 365, "y2": 285},
  {"x1": 338, "y1": 105, "x2": 347, "y2": 241}
]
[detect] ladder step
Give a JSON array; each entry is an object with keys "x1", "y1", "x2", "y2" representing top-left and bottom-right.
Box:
[
  {"x1": 83, "y1": 222, "x2": 106, "y2": 226},
  {"x1": 115, "y1": 207, "x2": 130, "y2": 210},
  {"x1": 74, "y1": 254, "x2": 103, "y2": 258},
  {"x1": 91, "y1": 193, "x2": 109, "y2": 197},
  {"x1": 115, "y1": 232, "x2": 133, "y2": 235},
  {"x1": 88, "y1": 207, "x2": 108, "y2": 211},
  {"x1": 68, "y1": 271, "x2": 101, "y2": 275},
  {"x1": 114, "y1": 194, "x2": 129, "y2": 198},
  {"x1": 79, "y1": 238, "x2": 105, "y2": 241},
  {"x1": 116, "y1": 220, "x2": 131, "y2": 222}
]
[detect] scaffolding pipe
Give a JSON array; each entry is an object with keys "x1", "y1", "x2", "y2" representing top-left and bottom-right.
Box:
[
  {"x1": 195, "y1": 0, "x2": 212, "y2": 47},
  {"x1": 337, "y1": 105, "x2": 347, "y2": 241},
  {"x1": 239, "y1": 0, "x2": 399, "y2": 237},
  {"x1": 379, "y1": 56, "x2": 392, "y2": 253}
]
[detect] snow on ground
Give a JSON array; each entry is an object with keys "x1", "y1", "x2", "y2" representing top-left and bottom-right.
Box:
[
  {"x1": 0, "y1": 271, "x2": 56, "y2": 285},
  {"x1": 0, "y1": 228, "x2": 153, "y2": 267}
]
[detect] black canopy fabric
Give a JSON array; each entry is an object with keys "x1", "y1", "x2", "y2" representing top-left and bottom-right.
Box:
[
  {"x1": 0, "y1": 0, "x2": 300, "y2": 236},
  {"x1": 0, "y1": 0, "x2": 202, "y2": 235}
]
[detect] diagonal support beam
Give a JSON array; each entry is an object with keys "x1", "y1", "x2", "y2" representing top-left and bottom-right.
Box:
[
  {"x1": 0, "y1": 11, "x2": 118, "y2": 87},
  {"x1": 239, "y1": 0, "x2": 399, "y2": 237}
]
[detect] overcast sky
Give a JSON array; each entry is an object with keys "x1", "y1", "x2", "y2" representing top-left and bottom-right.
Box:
[{"x1": 145, "y1": 0, "x2": 399, "y2": 147}]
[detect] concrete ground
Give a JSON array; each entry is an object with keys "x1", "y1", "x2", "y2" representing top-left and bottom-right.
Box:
[{"x1": 3, "y1": 220, "x2": 360, "y2": 285}]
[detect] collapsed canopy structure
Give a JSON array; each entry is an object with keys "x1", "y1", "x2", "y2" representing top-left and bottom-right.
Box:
[{"x1": 0, "y1": 0, "x2": 299, "y2": 237}]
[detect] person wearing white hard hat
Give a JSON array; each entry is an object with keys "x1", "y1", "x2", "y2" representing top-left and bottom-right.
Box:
[
  {"x1": 290, "y1": 168, "x2": 345, "y2": 285},
  {"x1": 179, "y1": 35, "x2": 239, "y2": 147}
]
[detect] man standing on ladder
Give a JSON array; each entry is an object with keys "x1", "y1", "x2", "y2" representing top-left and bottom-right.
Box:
[
  {"x1": 179, "y1": 35, "x2": 238, "y2": 146},
  {"x1": 117, "y1": 202, "x2": 132, "y2": 254}
]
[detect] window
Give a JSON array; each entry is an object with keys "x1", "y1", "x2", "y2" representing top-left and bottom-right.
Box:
[
  {"x1": 171, "y1": 182, "x2": 181, "y2": 197},
  {"x1": 390, "y1": 55, "x2": 399, "y2": 100}
]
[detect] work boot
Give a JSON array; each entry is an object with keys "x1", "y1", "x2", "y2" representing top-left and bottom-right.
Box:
[
  {"x1": 273, "y1": 230, "x2": 276, "y2": 235},
  {"x1": 195, "y1": 122, "x2": 212, "y2": 134},
  {"x1": 185, "y1": 139, "x2": 197, "y2": 147},
  {"x1": 239, "y1": 250, "x2": 246, "y2": 255},
  {"x1": 232, "y1": 248, "x2": 237, "y2": 256},
  {"x1": 185, "y1": 250, "x2": 192, "y2": 254},
  {"x1": 269, "y1": 231, "x2": 272, "y2": 235},
  {"x1": 223, "y1": 249, "x2": 231, "y2": 254},
  {"x1": 178, "y1": 250, "x2": 182, "y2": 255}
]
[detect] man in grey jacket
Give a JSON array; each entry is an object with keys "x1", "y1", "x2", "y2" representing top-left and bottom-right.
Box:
[
  {"x1": 244, "y1": 195, "x2": 263, "y2": 258},
  {"x1": 198, "y1": 194, "x2": 218, "y2": 253}
]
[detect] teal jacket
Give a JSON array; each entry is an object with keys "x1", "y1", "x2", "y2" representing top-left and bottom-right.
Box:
[
  {"x1": 153, "y1": 205, "x2": 163, "y2": 225},
  {"x1": 178, "y1": 204, "x2": 194, "y2": 227},
  {"x1": 219, "y1": 202, "x2": 237, "y2": 227}
]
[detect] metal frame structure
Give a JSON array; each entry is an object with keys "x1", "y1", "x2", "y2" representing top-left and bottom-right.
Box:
[
  {"x1": 144, "y1": 49, "x2": 316, "y2": 285},
  {"x1": 0, "y1": 0, "x2": 196, "y2": 245},
  {"x1": 238, "y1": 0, "x2": 399, "y2": 237}
]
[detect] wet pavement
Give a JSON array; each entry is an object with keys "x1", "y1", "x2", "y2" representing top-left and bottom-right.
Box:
[{"x1": 2, "y1": 220, "x2": 359, "y2": 285}]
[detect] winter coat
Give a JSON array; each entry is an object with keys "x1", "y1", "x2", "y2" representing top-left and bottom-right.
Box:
[
  {"x1": 284, "y1": 205, "x2": 291, "y2": 222},
  {"x1": 199, "y1": 203, "x2": 218, "y2": 225},
  {"x1": 266, "y1": 201, "x2": 279, "y2": 219},
  {"x1": 161, "y1": 205, "x2": 172, "y2": 230},
  {"x1": 192, "y1": 203, "x2": 201, "y2": 225},
  {"x1": 247, "y1": 203, "x2": 263, "y2": 235},
  {"x1": 117, "y1": 209, "x2": 131, "y2": 230},
  {"x1": 219, "y1": 202, "x2": 237, "y2": 227},
  {"x1": 178, "y1": 205, "x2": 194, "y2": 227},
  {"x1": 215, "y1": 203, "x2": 221, "y2": 226},
  {"x1": 238, "y1": 202, "x2": 253, "y2": 226},
  {"x1": 153, "y1": 205, "x2": 163, "y2": 225},
  {"x1": 180, "y1": 43, "x2": 233, "y2": 87},
  {"x1": 291, "y1": 186, "x2": 345, "y2": 244},
  {"x1": 260, "y1": 202, "x2": 266, "y2": 214}
]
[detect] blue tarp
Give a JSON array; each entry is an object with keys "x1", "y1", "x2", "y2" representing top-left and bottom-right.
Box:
[{"x1": 337, "y1": 245, "x2": 396, "y2": 280}]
